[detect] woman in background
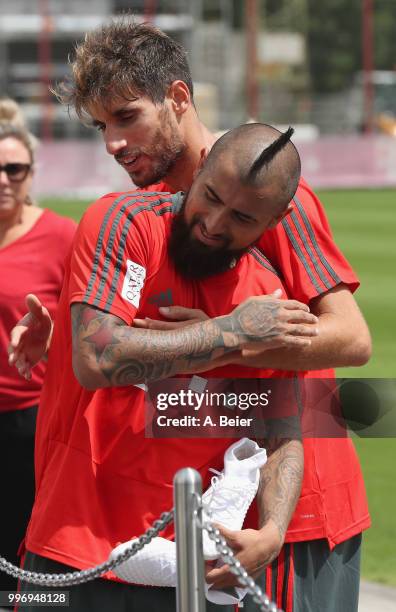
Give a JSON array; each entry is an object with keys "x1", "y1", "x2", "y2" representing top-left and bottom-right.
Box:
[{"x1": 0, "y1": 99, "x2": 76, "y2": 596}]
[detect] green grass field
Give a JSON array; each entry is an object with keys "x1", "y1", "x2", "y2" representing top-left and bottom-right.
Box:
[{"x1": 40, "y1": 189, "x2": 396, "y2": 585}]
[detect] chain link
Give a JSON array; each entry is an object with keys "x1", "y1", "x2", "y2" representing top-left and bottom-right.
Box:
[
  {"x1": 203, "y1": 521, "x2": 282, "y2": 612},
  {"x1": 0, "y1": 504, "x2": 281, "y2": 612},
  {"x1": 0, "y1": 510, "x2": 173, "y2": 587}
]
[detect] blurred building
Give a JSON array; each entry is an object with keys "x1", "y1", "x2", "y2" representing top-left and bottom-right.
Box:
[
  {"x1": 3, "y1": 0, "x2": 396, "y2": 140},
  {"x1": 0, "y1": 0, "x2": 248, "y2": 138}
]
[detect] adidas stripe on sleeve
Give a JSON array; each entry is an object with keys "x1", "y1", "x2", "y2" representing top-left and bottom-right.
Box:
[{"x1": 68, "y1": 192, "x2": 176, "y2": 324}]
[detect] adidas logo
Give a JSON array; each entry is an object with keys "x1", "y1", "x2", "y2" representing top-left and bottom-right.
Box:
[{"x1": 148, "y1": 288, "x2": 173, "y2": 306}]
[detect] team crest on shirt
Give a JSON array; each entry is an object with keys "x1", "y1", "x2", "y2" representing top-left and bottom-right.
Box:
[{"x1": 121, "y1": 259, "x2": 146, "y2": 308}]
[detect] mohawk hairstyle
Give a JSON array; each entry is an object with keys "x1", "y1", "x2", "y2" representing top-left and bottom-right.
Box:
[{"x1": 247, "y1": 126, "x2": 295, "y2": 182}]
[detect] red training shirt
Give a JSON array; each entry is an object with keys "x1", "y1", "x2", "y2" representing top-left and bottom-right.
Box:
[
  {"x1": 142, "y1": 179, "x2": 370, "y2": 548},
  {"x1": 25, "y1": 191, "x2": 310, "y2": 575},
  {"x1": 0, "y1": 209, "x2": 76, "y2": 412}
]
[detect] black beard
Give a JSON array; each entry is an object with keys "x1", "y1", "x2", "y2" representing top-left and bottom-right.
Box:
[{"x1": 168, "y1": 207, "x2": 247, "y2": 280}]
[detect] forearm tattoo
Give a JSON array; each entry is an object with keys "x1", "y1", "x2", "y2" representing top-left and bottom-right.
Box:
[
  {"x1": 71, "y1": 297, "x2": 284, "y2": 387},
  {"x1": 258, "y1": 439, "x2": 304, "y2": 541},
  {"x1": 72, "y1": 304, "x2": 235, "y2": 386},
  {"x1": 220, "y1": 299, "x2": 282, "y2": 342}
]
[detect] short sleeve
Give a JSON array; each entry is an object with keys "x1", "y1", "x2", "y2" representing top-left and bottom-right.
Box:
[
  {"x1": 258, "y1": 178, "x2": 359, "y2": 303},
  {"x1": 68, "y1": 194, "x2": 154, "y2": 324}
]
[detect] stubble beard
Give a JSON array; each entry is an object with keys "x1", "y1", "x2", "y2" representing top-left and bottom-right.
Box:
[{"x1": 130, "y1": 108, "x2": 186, "y2": 188}]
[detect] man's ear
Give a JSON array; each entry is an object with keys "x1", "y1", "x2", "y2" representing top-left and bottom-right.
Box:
[
  {"x1": 167, "y1": 80, "x2": 191, "y2": 116},
  {"x1": 193, "y1": 148, "x2": 209, "y2": 179},
  {"x1": 268, "y1": 203, "x2": 293, "y2": 229}
]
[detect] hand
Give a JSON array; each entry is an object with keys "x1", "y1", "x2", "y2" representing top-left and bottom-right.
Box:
[
  {"x1": 134, "y1": 305, "x2": 209, "y2": 330},
  {"x1": 205, "y1": 522, "x2": 282, "y2": 589},
  {"x1": 228, "y1": 289, "x2": 319, "y2": 351},
  {"x1": 8, "y1": 294, "x2": 53, "y2": 380}
]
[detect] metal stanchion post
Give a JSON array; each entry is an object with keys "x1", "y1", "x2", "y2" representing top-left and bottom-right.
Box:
[{"x1": 174, "y1": 468, "x2": 206, "y2": 612}]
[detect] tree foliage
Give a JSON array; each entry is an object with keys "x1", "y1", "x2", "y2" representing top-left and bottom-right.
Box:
[
  {"x1": 307, "y1": 0, "x2": 396, "y2": 93},
  {"x1": 230, "y1": 0, "x2": 396, "y2": 93}
]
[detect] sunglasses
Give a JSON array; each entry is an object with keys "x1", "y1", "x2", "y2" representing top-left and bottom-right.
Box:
[{"x1": 0, "y1": 163, "x2": 32, "y2": 183}]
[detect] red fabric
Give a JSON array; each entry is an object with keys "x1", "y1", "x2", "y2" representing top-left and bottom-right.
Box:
[
  {"x1": 265, "y1": 568, "x2": 272, "y2": 609},
  {"x1": 25, "y1": 192, "x2": 223, "y2": 572},
  {"x1": 258, "y1": 177, "x2": 359, "y2": 303},
  {"x1": 286, "y1": 544, "x2": 294, "y2": 612},
  {"x1": 195, "y1": 177, "x2": 370, "y2": 548},
  {"x1": 141, "y1": 181, "x2": 171, "y2": 193},
  {"x1": 26, "y1": 185, "x2": 369, "y2": 577},
  {"x1": 162, "y1": 177, "x2": 370, "y2": 548},
  {"x1": 25, "y1": 191, "x2": 303, "y2": 575},
  {"x1": 287, "y1": 438, "x2": 370, "y2": 547},
  {"x1": 276, "y1": 546, "x2": 286, "y2": 609},
  {"x1": 0, "y1": 209, "x2": 76, "y2": 412},
  {"x1": 261, "y1": 544, "x2": 295, "y2": 612},
  {"x1": 244, "y1": 439, "x2": 370, "y2": 548}
]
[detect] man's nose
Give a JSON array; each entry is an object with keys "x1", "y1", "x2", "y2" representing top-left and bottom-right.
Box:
[
  {"x1": 204, "y1": 209, "x2": 227, "y2": 236},
  {"x1": 104, "y1": 128, "x2": 128, "y2": 156}
]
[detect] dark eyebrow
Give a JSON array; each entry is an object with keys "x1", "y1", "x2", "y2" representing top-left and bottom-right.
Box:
[
  {"x1": 90, "y1": 105, "x2": 139, "y2": 128},
  {"x1": 206, "y1": 183, "x2": 256, "y2": 221},
  {"x1": 113, "y1": 107, "x2": 139, "y2": 118},
  {"x1": 206, "y1": 184, "x2": 223, "y2": 203}
]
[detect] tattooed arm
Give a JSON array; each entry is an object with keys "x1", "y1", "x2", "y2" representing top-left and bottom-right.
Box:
[
  {"x1": 71, "y1": 296, "x2": 318, "y2": 389},
  {"x1": 205, "y1": 438, "x2": 303, "y2": 588},
  {"x1": 256, "y1": 438, "x2": 303, "y2": 556},
  {"x1": 239, "y1": 285, "x2": 372, "y2": 370}
]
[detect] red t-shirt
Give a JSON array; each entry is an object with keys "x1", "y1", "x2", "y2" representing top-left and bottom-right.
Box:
[
  {"x1": 194, "y1": 252, "x2": 369, "y2": 549},
  {"x1": 25, "y1": 191, "x2": 304, "y2": 573},
  {"x1": 142, "y1": 179, "x2": 370, "y2": 548},
  {"x1": 258, "y1": 178, "x2": 369, "y2": 545},
  {"x1": 258, "y1": 177, "x2": 359, "y2": 302},
  {"x1": 26, "y1": 186, "x2": 369, "y2": 575},
  {"x1": 0, "y1": 209, "x2": 76, "y2": 412}
]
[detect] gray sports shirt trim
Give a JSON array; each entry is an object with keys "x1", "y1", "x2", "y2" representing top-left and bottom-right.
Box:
[
  {"x1": 83, "y1": 192, "x2": 183, "y2": 310},
  {"x1": 281, "y1": 196, "x2": 343, "y2": 295},
  {"x1": 104, "y1": 202, "x2": 177, "y2": 311},
  {"x1": 249, "y1": 247, "x2": 281, "y2": 278},
  {"x1": 282, "y1": 217, "x2": 323, "y2": 294},
  {"x1": 84, "y1": 192, "x2": 135, "y2": 302},
  {"x1": 289, "y1": 210, "x2": 333, "y2": 291},
  {"x1": 293, "y1": 196, "x2": 341, "y2": 285}
]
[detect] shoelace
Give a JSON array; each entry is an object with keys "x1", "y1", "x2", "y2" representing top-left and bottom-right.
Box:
[{"x1": 203, "y1": 468, "x2": 256, "y2": 521}]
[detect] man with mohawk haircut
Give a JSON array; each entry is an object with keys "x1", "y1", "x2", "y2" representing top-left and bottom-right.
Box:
[
  {"x1": 168, "y1": 125, "x2": 300, "y2": 281},
  {"x1": 17, "y1": 123, "x2": 316, "y2": 612}
]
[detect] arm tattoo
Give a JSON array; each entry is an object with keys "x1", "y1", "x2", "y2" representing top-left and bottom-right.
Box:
[
  {"x1": 71, "y1": 303, "x2": 237, "y2": 387},
  {"x1": 257, "y1": 438, "x2": 303, "y2": 541},
  {"x1": 71, "y1": 296, "x2": 286, "y2": 387},
  {"x1": 219, "y1": 299, "x2": 281, "y2": 342}
]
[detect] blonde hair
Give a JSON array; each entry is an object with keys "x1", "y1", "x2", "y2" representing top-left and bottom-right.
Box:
[
  {"x1": 0, "y1": 98, "x2": 27, "y2": 129},
  {"x1": 0, "y1": 98, "x2": 37, "y2": 163},
  {"x1": 0, "y1": 99, "x2": 37, "y2": 205}
]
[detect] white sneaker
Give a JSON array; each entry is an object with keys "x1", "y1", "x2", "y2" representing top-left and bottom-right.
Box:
[
  {"x1": 109, "y1": 537, "x2": 177, "y2": 587},
  {"x1": 202, "y1": 438, "x2": 267, "y2": 560},
  {"x1": 205, "y1": 558, "x2": 249, "y2": 605},
  {"x1": 110, "y1": 536, "x2": 248, "y2": 605}
]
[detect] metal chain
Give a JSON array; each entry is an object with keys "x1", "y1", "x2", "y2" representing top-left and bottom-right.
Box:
[
  {"x1": 0, "y1": 510, "x2": 173, "y2": 587},
  {"x1": 203, "y1": 521, "x2": 282, "y2": 612},
  {"x1": 0, "y1": 504, "x2": 281, "y2": 612}
]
